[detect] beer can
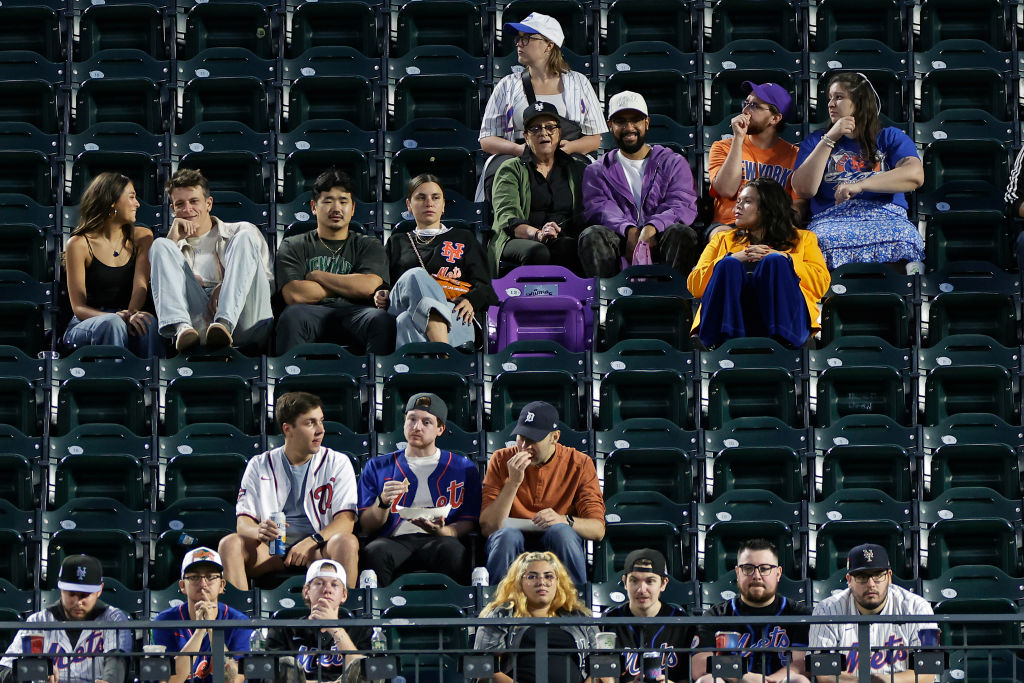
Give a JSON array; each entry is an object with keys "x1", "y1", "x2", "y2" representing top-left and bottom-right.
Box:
[
  {"x1": 919, "y1": 628, "x2": 940, "y2": 648},
  {"x1": 269, "y1": 512, "x2": 286, "y2": 556},
  {"x1": 359, "y1": 569, "x2": 378, "y2": 589},
  {"x1": 21, "y1": 634, "x2": 43, "y2": 654},
  {"x1": 641, "y1": 651, "x2": 663, "y2": 682},
  {"x1": 715, "y1": 631, "x2": 742, "y2": 650},
  {"x1": 471, "y1": 567, "x2": 489, "y2": 587}
]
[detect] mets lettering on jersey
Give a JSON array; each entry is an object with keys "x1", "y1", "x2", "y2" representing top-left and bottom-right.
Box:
[{"x1": 844, "y1": 635, "x2": 907, "y2": 673}]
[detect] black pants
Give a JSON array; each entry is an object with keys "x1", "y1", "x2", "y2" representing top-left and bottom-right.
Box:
[
  {"x1": 577, "y1": 223, "x2": 700, "y2": 277},
  {"x1": 499, "y1": 234, "x2": 583, "y2": 276},
  {"x1": 275, "y1": 300, "x2": 396, "y2": 354},
  {"x1": 362, "y1": 533, "x2": 470, "y2": 586}
]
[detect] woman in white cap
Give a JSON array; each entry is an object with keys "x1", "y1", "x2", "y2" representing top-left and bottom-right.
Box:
[{"x1": 479, "y1": 12, "x2": 606, "y2": 160}]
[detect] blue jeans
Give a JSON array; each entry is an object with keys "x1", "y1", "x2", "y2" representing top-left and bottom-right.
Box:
[
  {"x1": 486, "y1": 525, "x2": 587, "y2": 587},
  {"x1": 64, "y1": 311, "x2": 164, "y2": 357},
  {"x1": 388, "y1": 267, "x2": 475, "y2": 348}
]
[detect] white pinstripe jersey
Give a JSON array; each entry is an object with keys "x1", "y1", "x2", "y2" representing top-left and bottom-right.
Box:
[
  {"x1": 479, "y1": 70, "x2": 607, "y2": 142},
  {"x1": 809, "y1": 584, "x2": 937, "y2": 675}
]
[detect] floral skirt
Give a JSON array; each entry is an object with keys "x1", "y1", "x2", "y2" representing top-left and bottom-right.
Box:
[{"x1": 809, "y1": 199, "x2": 924, "y2": 269}]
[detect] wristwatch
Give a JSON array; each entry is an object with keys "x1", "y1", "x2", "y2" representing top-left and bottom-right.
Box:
[
  {"x1": 310, "y1": 532, "x2": 327, "y2": 550},
  {"x1": 377, "y1": 494, "x2": 390, "y2": 509}
]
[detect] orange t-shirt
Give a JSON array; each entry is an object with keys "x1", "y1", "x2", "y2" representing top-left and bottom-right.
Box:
[
  {"x1": 708, "y1": 137, "x2": 799, "y2": 225},
  {"x1": 481, "y1": 443, "x2": 606, "y2": 522}
]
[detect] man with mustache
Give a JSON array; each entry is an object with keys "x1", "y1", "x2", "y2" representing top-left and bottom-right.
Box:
[
  {"x1": 579, "y1": 91, "x2": 699, "y2": 277},
  {"x1": 707, "y1": 82, "x2": 799, "y2": 238},
  {"x1": 809, "y1": 544, "x2": 937, "y2": 683},
  {"x1": 692, "y1": 539, "x2": 811, "y2": 683},
  {"x1": 274, "y1": 167, "x2": 395, "y2": 353}
]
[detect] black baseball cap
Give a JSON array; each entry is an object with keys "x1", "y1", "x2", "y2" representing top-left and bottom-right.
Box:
[
  {"x1": 523, "y1": 101, "x2": 562, "y2": 130},
  {"x1": 847, "y1": 543, "x2": 891, "y2": 574},
  {"x1": 513, "y1": 401, "x2": 560, "y2": 441},
  {"x1": 57, "y1": 554, "x2": 103, "y2": 593},
  {"x1": 623, "y1": 548, "x2": 669, "y2": 577},
  {"x1": 405, "y1": 392, "x2": 447, "y2": 424}
]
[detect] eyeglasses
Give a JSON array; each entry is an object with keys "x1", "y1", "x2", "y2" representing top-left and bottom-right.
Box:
[
  {"x1": 515, "y1": 34, "x2": 546, "y2": 46},
  {"x1": 737, "y1": 563, "x2": 780, "y2": 576},
  {"x1": 740, "y1": 100, "x2": 772, "y2": 112},
  {"x1": 526, "y1": 123, "x2": 560, "y2": 134},
  {"x1": 523, "y1": 572, "x2": 557, "y2": 584},
  {"x1": 851, "y1": 571, "x2": 890, "y2": 585},
  {"x1": 183, "y1": 574, "x2": 222, "y2": 584}
]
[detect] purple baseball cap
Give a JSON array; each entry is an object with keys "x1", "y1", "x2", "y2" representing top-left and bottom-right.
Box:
[{"x1": 742, "y1": 81, "x2": 794, "y2": 122}]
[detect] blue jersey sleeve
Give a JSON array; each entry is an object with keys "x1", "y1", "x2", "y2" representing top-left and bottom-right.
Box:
[
  {"x1": 877, "y1": 126, "x2": 918, "y2": 168},
  {"x1": 357, "y1": 456, "x2": 384, "y2": 511}
]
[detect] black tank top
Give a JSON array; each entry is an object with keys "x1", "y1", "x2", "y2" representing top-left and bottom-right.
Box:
[{"x1": 83, "y1": 236, "x2": 136, "y2": 311}]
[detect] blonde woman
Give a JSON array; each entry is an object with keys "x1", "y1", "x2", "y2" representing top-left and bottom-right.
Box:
[{"x1": 474, "y1": 551, "x2": 610, "y2": 683}]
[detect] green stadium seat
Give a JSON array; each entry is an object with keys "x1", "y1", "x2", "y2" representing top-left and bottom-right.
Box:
[
  {"x1": 77, "y1": 2, "x2": 167, "y2": 60},
  {"x1": 372, "y1": 573, "x2": 476, "y2": 615},
  {"x1": 376, "y1": 342, "x2": 479, "y2": 432},
  {"x1": 71, "y1": 50, "x2": 169, "y2": 134},
  {"x1": 0, "y1": 51, "x2": 61, "y2": 134},
  {"x1": 283, "y1": 47, "x2": 382, "y2": 133},
  {"x1": 43, "y1": 498, "x2": 144, "y2": 589},
  {"x1": 485, "y1": 340, "x2": 585, "y2": 432},
  {"x1": 809, "y1": 41, "x2": 909, "y2": 124},
  {"x1": 922, "y1": 413, "x2": 1024, "y2": 500},
  {"x1": 593, "y1": 339, "x2": 695, "y2": 430},
  {"x1": 923, "y1": 209, "x2": 1013, "y2": 274},
  {"x1": 603, "y1": 0, "x2": 694, "y2": 53},
  {"x1": 708, "y1": 0, "x2": 800, "y2": 51},
  {"x1": 279, "y1": 119, "x2": 378, "y2": 203},
  {"x1": 267, "y1": 343, "x2": 370, "y2": 433},
  {"x1": 288, "y1": 1, "x2": 380, "y2": 57},
  {"x1": 258, "y1": 574, "x2": 364, "y2": 617},
  {"x1": 174, "y1": 121, "x2": 272, "y2": 205},
  {"x1": 382, "y1": 603, "x2": 469, "y2": 683},
  {"x1": 150, "y1": 497, "x2": 235, "y2": 589},
  {"x1": 597, "y1": 492, "x2": 689, "y2": 582},
  {"x1": 395, "y1": 0, "x2": 485, "y2": 57},
  {"x1": 160, "y1": 348, "x2": 262, "y2": 435},
  {"x1": 0, "y1": 500, "x2": 34, "y2": 589},
  {"x1": 809, "y1": 336, "x2": 913, "y2": 427},
  {"x1": 920, "y1": 487, "x2": 1023, "y2": 578},
  {"x1": 600, "y1": 42, "x2": 697, "y2": 125},
  {"x1": 53, "y1": 346, "x2": 154, "y2": 436},
  {"x1": 820, "y1": 263, "x2": 916, "y2": 347},
  {"x1": 387, "y1": 47, "x2": 485, "y2": 130},
  {"x1": 917, "y1": 139, "x2": 1009, "y2": 216},
  {"x1": 698, "y1": 490, "x2": 801, "y2": 580},
  {"x1": 384, "y1": 118, "x2": 481, "y2": 202},
  {"x1": 0, "y1": 2, "x2": 61, "y2": 61},
  {"x1": 182, "y1": 0, "x2": 274, "y2": 59},
  {"x1": 920, "y1": 262, "x2": 1020, "y2": 347},
  {"x1": 921, "y1": 565, "x2": 1024, "y2": 604},
  {"x1": 701, "y1": 337, "x2": 804, "y2": 429},
  {"x1": 498, "y1": 0, "x2": 591, "y2": 56},
  {"x1": 813, "y1": 0, "x2": 905, "y2": 51},
  {"x1": 916, "y1": 0, "x2": 1010, "y2": 51},
  {"x1": 0, "y1": 345, "x2": 45, "y2": 436},
  {"x1": 917, "y1": 334, "x2": 1019, "y2": 426},
  {"x1": 599, "y1": 265, "x2": 695, "y2": 351},
  {"x1": 813, "y1": 415, "x2": 918, "y2": 500},
  {"x1": 178, "y1": 48, "x2": 275, "y2": 133},
  {"x1": 0, "y1": 192, "x2": 55, "y2": 281}
]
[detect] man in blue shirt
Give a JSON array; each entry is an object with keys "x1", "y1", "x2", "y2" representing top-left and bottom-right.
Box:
[{"x1": 152, "y1": 547, "x2": 252, "y2": 683}]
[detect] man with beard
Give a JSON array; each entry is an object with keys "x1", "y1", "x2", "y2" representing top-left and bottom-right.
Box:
[
  {"x1": 692, "y1": 539, "x2": 811, "y2": 683},
  {"x1": 707, "y1": 82, "x2": 799, "y2": 237},
  {"x1": 579, "y1": 91, "x2": 699, "y2": 277},
  {"x1": 809, "y1": 544, "x2": 937, "y2": 683},
  {"x1": 0, "y1": 555, "x2": 131, "y2": 683}
]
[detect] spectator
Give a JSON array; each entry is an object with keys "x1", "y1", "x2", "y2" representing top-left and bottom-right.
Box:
[
  {"x1": 479, "y1": 12, "x2": 605, "y2": 160},
  {"x1": 809, "y1": 544, "x2": 938, "y2": 683},
  {"x1": 490, "y1": 102, "x2": 588, "y2": 276},
  {"x1": 708, "y1": 82, "x2": 800, "y2": 238},
  {"x1": 687, "y1": 177, "x2": 830, "y2": 350},
  {"x1": 473, "y1": 551, "x2": 611, "y2": 683},
  {"x1": 580, "y1": 91, "x2": 700, "y2": 277},
  {"x1": 691, "y1": 539, "x2": 811, "y2": 683},
  {"x1": 63, "y1": 172, "x2": 162, "y2": 356},
  {"x1": 603, "y1": 549, "x2": 695, "y2": 683},
  {"x1": 0, "y1": 555, "x2": 130, "y2": 683},
  {"x1": 149, "y1": 168, "x2": 273, "y2": 353},
  {"x1": 790, "y1": 72, "x2": 925, "y2": 272},
  {"x1": 358, "y1": 393, "x2": 481, "y2": 585},
  {"x1": 480, "y1": 401, "x2": 604, "y2": 587},
  {"x1": 219, "y1": 391, "x2": 359, "y2": 590},
  {"x1": 274, "y1": 168, "x2": 395, "y2": 354},
  {"x1": 151, "y1": 547, "x2": 251, "y2": 683},
  {"x1": 373, "y1": 175, "x2": 497, "y2": 348},
  {"x1": 266, "y1": 559, "x2": 368, "y2": 683}
]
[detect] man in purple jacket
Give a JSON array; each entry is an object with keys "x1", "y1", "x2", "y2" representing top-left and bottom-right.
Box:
[{"x1": 579, "y1": 91, "x2": 700, "y2": 277}]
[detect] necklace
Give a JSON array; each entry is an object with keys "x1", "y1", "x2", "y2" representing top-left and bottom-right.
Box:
[
  {"x1": 413, "y1": 229, "x2": 439, "y2": 246},
  {"x1": 318, "y1": 234, "x2": 345, "y2": 256}
]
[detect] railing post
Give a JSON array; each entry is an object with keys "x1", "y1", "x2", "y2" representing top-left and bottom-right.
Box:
[
  {"x1": 857, "y1": 622, "x2": 871, "y2": 683},
  {"x1": 210, "y1": 626, "x2": 225, "y2": 683}
]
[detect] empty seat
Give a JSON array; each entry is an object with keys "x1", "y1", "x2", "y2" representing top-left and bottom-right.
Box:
[
  {"x1": 819, "y1": 263, "x2": 915, "y2": 347},
  {"x1": 922, "y1": 413, "x2": 1024, "y2": 500},
  {"x1": 597, "y1": 491, "x2": 689, "y2": 582},
  {"x1": 813, "y1": 0, "x2": 905, "y2": 51},
  {"x1": 0, "y1": 51, "x2": 62, "y2": 134},
  {"x1": 708, "y1": 0, "x2": 800, "y2": 51},
  {"x1": 599, "y1": 42, "x2": 697, "y2": 125},
  {"x1": 704, "y1": 416, "x2": 809, "y2": 502},
  {"x1": 174, "y1": 121, "x2": 272, "y2": 204},
  {"x1": 920, "y1": 487, "x2": 1023, "y2": 578},
  {"x1": 288, "y1": 0, "x2": 380, "y2": 57},
  {"x1": 43, "y1": 498, "x2": 144, "y2": 589},
  {"x1": 916, "y1": 0, "x2": 1010, "y2": 50},
  {"x1": 178, "y1": 48, "x2": 275, "y2": 133},
  {"x1": 388, "y1": 46, "x2": 485, "y2": 129},
  {"x1": 599, "y1": 265, "x2": 694, "y2": 351},
  {"x1": 0, "y1": 192, "x2": 55, "y2": 280},
  {"x1": 0, "y1": 1, "x2": 61, "y2": 61},
  {"x1": 918, "y1": 139, "x2": 1009, "y2": 217},
  {"x1": 592, "y1": 339, "x2": 695, "y2": 430},
  {"x1": 487, "y1": 265, "x2": 595, "y2": 352},
  {"x1": 394, "y1": 0, "x2": 485, "y2": 57},
  {"x1": 71, "y1": 49, "x2": 169, "y2": 134},
  {"x1": 384, "y1": 118, "x2": 480, "y2": 202},
  {"x1": 0, "y1": 500, "x2": 34, "y2": 589},
  {"x1": 77, "y1": 2, "x2": 167, "y2": 60},
  {"x1": 484, "y1": 340, "x2": 585, "y2": 431},
  {"x1": 918, "y1": 69, "x2": 1010, "y2": 122},
  {"x1": 813, "y1": 414, "x2": 918, "y2": 500},
  {"x1": 182, "y1": 0, "x2": 274, "y2": 59},
  {"x1": 920, "y1": 262, "x2": 1020, "y2": 347},
  {"x1": 52, "y1": 452, "x2": 145, "y2": 509},
  {"x1": 923, "y1": 209, "x2": 1013, "y2": 273},
  {"x1": 0, "y1": 345, "x2": 45, "y2": 436},
  {"x1": 160, "y1": 349, "x2": 262, "y2": 435},
  {"x1": 917, "y1": 334, "x2": 1019, "y2": 426},
  {"x1": 52, "y1": 345, "x2": 153, "y2": 436},
  {"x1": 158, "y1": 421, "x2": 263, "y2": 462},
  {"x1": 279, "y1": 119, "x2": 378, "y2": 203},
  {"x1": 596, "y1": 417, "x2": 699, "y2": 502},
  {"x1": 283, "y1": 46, "x2": 382, "y2": 133},
  {"x1": 266, "y1": 343, "x2": 370, "y2": 433},
  {"x1": 0, "y1": 271, "x2": 50, "y2": 355},
  {"x1": 603, "y1": 0, "x2": 694, "y2": 53},
  {"x1": 809, "y1": 336, "x2": 913, "y2": 427},
  {"x1": 701, "y1": 337, "x2": 804, "y2": 429}
]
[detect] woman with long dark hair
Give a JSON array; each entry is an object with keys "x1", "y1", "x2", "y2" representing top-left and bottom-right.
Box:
[
  {"x1": 687, "y1": 177, "x2": 830, "y2": 350},
  {"x1": 64, "y1": 172, "x2": 163, "y2": 356},
  {"x1": 791, "y1": 72, "x2": 925, "y2": 272},
  {"x1": 473, "y1": 551, "x2": 606, "y2": 683},
  {"x1": 374, "y1": 174, "x2": 497, "y2": 348}
]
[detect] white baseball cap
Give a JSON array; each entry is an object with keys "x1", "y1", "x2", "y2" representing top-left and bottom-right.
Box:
[
  {"x1": 608, "y1": 91, "x2": 649, "y2": 119},
  {"x1": 504, "y1": 12, "x2": 565, "y2": 48},
  {"x1": 180, "y1": 547, "x2": 223, "y2": 579},
  {"x1": 305, "y1": 559, "x2": 347, "y2": 586}
]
